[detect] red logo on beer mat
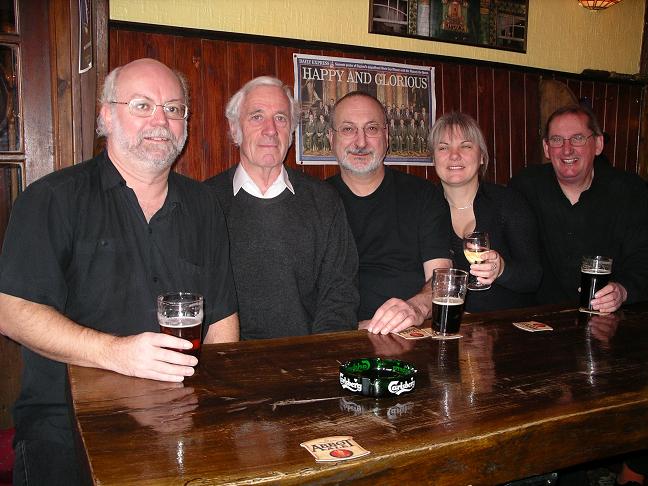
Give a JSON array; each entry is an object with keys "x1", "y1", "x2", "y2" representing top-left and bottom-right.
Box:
[{"x1": 330, "y1": 449, "x2": 353, "y2": 458}]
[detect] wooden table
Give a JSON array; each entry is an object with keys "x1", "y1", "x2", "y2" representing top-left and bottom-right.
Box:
[{"x1": 69, "y1": 304, "x2": 648, "y2": 485}]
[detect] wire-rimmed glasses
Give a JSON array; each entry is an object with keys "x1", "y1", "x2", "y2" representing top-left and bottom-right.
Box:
[
  {"x1": 546, "y1": 133, "x2": 595, "y2": 148},
  {"x1": 110, "y1": 98, "x2": 188, "y2": 120},
  {"x1": 331, "y1": 123, "x2": 386, "y2": 139}
]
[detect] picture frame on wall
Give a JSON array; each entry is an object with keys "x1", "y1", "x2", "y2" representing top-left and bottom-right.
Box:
[{"x1": 369, "y1": 0, "x2": 529, "y2": 53}]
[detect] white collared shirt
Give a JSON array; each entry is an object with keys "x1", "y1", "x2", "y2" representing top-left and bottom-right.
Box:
[{"x1": 232, "y1": 163, "x2": 295, "y2": 199}]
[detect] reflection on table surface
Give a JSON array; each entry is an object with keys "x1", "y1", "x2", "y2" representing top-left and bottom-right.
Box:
[{"x1": 70, "y1": 304, "x2": 648, "y2": 486}]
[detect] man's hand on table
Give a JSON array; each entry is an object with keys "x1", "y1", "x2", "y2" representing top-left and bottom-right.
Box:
[
  {"x1": 106, "y1": 332, "x2": 198, "y2": 382},
  {"x1": 360, "y1": 298, "x2": 425, "y2": 335}
]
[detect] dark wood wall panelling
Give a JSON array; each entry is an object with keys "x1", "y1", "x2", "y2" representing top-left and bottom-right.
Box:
[{"x1": 109, "y1": 24, "x2": 645, "y2": 185}]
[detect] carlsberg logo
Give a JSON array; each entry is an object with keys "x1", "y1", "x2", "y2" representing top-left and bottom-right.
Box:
[
  {"x1": 387, "y1": 380, "x2": 415, "y2": 395},
  {"x1": 339, "y1": 373, "x2": 362, "y2": 392}
]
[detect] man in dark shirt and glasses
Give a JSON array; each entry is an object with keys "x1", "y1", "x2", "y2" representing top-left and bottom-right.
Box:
[
  {"x1": 510, "y1": 104, "x2": 648, "y2": 312},
  {"x1": 0, "y1": 58, "x2": 238, "y2": 485}
]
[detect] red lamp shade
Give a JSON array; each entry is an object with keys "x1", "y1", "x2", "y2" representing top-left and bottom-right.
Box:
[{"x1": 578, "y1": 0, "x2": 623, "y2": 10}]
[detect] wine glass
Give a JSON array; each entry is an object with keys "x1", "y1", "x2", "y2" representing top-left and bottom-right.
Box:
[{"x1": 463, "y1": 231, "x2": 491, "y2": 291}]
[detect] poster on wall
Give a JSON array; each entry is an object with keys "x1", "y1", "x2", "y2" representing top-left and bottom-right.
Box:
[{"x1": 293, "y1": 53, "x2": 436, "y2": 166}]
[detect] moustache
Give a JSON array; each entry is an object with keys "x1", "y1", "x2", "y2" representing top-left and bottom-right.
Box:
[
  {"x1": 346, "y1": 148, "x2": 373, "y2": 156},
  {"x1": 138, "y1": 127, "x2": 179, "y2": 146}
]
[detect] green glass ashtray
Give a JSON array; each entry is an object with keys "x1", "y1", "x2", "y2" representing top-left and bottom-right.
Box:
[{"x1": 339, "y1": 358, "x2": 417, "y2": 398}]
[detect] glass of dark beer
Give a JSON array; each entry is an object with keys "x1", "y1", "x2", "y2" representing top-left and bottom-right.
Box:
[
  {"x1": 431, "y1": 269, "x2": 469, "y2": 336},
  {"x1": 579, "y1": 256, "x2": 613, "y2": 314},
  {"x1": 157, "y1": 292, "x2": 204, "y2": 358}
]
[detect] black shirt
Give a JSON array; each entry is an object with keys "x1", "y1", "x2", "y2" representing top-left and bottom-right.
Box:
[
  {"x1": 0, "y1": 151, "x2": 237, "y2": 444},
  {"x1": 509, "y1": 157, "x2": 648, "y2": 305},
  {"x1": 328, "y1": 168, "x2": 451, "y2": 321},
  {"x1": 448, "y1": 182, "x2": 542, "y2": 312}
]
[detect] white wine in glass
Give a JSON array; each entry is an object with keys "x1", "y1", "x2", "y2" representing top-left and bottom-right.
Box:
[{"x1": 463, "y1": 232, "x2": 491, "y2": 291}]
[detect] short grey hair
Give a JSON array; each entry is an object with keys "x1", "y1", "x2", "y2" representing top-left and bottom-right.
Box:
[
  {"x1": 96, "y1": 65, "x2": 190, "y2": 137},
  {"x1": 428, "y1": 111, "x2": 489, "y2": 175},
  {"x1": 225, "y1": 76, "x2": 299, "y2": 145}
]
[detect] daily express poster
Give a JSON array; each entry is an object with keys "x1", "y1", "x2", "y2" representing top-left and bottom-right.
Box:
[{"x1": 293, "y1": 54, "x2": 436, "y2": 165}]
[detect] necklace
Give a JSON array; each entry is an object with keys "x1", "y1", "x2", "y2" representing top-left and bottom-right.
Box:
[
  {"x1": 448, "y1": 200, "x2": 473, "y2": 210},
  {"x1": 445, "y1": 187, "x2": 477, "y2": 211}
]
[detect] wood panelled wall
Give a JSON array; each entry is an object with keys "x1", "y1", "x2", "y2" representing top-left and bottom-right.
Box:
[{"x1": 109, "y1": 23, "x2": 646, "y2": 185}]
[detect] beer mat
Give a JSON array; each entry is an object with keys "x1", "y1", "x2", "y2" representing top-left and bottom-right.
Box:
[
  {"x1": 429, "y1": 332, "x2": 462, "y2": 340},
  {"x1": 513, "y1": 321, "x2": 553, "y2": 332},
  {"x1": 578, "y1": 307, "x2": 609, "y2": 315},
  {"x1": 396, "y1": 326, "x2": 432, "y2": 340},
  {"x1": 300, "y1": 436, "x2": 370, "y2": 462}
]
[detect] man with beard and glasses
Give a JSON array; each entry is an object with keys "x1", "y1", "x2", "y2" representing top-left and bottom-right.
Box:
[
  {"x1": 0, "y1": 58, "x2": 239, "y2": 486},
  {"x1": 326, "y1": 91, "x2": 452, "y2": 335},
  {"x1": 205, "y1": 76, "x2": 358, "y2": 340}
]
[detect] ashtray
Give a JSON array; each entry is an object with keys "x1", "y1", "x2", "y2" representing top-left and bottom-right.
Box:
[{"x1": 339, "y1": 358, "x2": 417, "y2": 398}]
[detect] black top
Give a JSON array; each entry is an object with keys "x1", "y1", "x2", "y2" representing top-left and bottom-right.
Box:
[
  {"x1": 0, "y1": 151, "x2": 237, "y2": 444},
  {"x1": 509, "y1": 157, "x2": 648, "y2": 305},
  {"x1": 206, "y1": 166, "x2": 359, "y2": 339},
  {"x1": 328, "y1": 168, "x2": 451, "y2": 321},
  {"x1": 448, "y1": 182, "x2": 542, "y2": 312}
]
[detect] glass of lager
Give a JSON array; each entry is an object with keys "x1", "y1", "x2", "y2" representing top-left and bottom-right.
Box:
[
  {"x1": 157, "y1": 292, "x2": 204, "y2": 358},
  {"x1": 431, "y1": 269, "x2": 469, "y2": 336},
  {"x1": 463, "y1": 232, "x2": 491, "y2": 291},
  {"x1": 579, "y1": 256, "x2": 613, "y2": 314}
]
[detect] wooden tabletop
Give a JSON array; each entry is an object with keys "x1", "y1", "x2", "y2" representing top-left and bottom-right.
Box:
[{"x1": 69, "y1": 304, "x2": 648, "y2": 485}]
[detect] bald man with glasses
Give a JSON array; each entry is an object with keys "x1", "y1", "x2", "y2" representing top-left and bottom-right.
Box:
[
  {"x1": 327, "y1": 91, "x2": 452, "y2": 335},
  {"x1": 0, "y1": 58, "x2": 238, "y2": 485}
]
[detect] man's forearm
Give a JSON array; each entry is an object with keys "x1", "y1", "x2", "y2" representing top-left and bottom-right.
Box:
[
  {"x1": 0, "y1": 292, "x2": 116, "y2": 369},
  {"x1": 204, "y1": 312, "x2": 239, "y2": 343},
  {"x1": 407, "y1": 282, "x2": 433, "y2": 320}
]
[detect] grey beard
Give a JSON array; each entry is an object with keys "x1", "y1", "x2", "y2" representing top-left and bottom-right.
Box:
[{"x1": 338, "y1": 149, "x2": 382, "y2": 174}]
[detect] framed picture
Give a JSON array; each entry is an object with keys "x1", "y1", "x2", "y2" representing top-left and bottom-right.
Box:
[
  {"x1": 369, "y1": 0, "x2": 529, "y2": 53},
  {"x1": 293, "y1": 54, "x2": 436, "y2": 166}
]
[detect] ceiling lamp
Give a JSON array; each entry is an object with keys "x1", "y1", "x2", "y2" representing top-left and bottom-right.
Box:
[{"x1": 578, "y1": 0, "x2": 623, "y2": 10}]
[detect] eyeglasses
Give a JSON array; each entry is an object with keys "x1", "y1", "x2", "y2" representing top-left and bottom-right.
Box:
[
  {"x1": 332, "y1": 123, "x2": 386, "y2": 139},
  {"x1": 546, "y1": 133, "x2": 595, "y2": 148},
  {"x1": 109, "y1": 98, "x2": 188, "y2": 120}
]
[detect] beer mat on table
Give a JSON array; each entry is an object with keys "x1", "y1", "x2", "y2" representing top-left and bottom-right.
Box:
[
  {"x1": 578, "y1": 307, "x2": 608, "y2": 315},
  {"x1": 396, "y1": 326, "x2": 433, "y2": 340},
  {"x1": 300, "y1": 436, "x2": 370, "y2": 462},
  {"x1": 429, "y1": 332, "x2": 462, "y2": 340},
  {"x1": 513, "y1": 321, "x2": 553, "y2": 332}
]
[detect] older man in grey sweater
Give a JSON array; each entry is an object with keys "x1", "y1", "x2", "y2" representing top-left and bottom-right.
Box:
[{"x1": 206, "y1": 76, "x2": 359, "y2": 339}]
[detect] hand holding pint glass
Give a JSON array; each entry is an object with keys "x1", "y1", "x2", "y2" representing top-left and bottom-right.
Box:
[
  {"x1": 579, "y1": 256, "x2": 613, "y2": 314},
  {"x1": 157, "y1": 292, "x2": 204, "y2": 358},
  {"x1": 431, "y1": 269, "x2": 468, "y2": 336}
]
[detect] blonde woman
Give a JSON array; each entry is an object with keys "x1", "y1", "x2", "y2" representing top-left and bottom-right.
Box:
[{"x1": 429, "y1": 112, "x2": 541, "y2": 311}]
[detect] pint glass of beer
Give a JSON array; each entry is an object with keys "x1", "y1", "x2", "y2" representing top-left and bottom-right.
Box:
[
  {"x1": 157, "y1": 292, "x2": 204, "y2": 358},
  {"x1": 579, "y1": 256, "x2": 613, "y2": 314},
  {"x1": 431, "y1": 269, "x2": 469, "y2": 336}
]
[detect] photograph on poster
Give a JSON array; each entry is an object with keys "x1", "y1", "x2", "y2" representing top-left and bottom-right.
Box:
[
  {"x1": 370, "y1": 0, "x2": 528, "y2": 53},
  {"x1": 294, "y1": 54, "x2": 436, "y2": 165}
]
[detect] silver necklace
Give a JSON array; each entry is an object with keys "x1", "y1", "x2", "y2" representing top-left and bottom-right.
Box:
[
  {"x1": 445, "y1": 187, "x2": 477, "y2": 210},
  {"x1": 448, "y1": 200, "x2": 473, "y2": 210}
]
